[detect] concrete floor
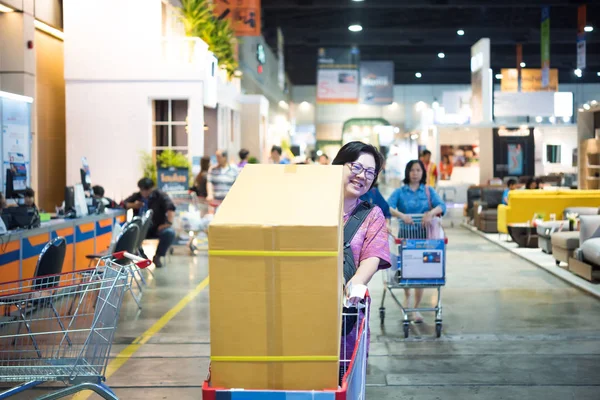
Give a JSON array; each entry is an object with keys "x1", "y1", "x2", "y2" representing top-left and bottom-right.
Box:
[{"x1": 3, "y1": 227, "x2": 600, "y2": 399}]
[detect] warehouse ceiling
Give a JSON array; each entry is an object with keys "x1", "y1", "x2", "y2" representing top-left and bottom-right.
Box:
[{"x1": 261, "y1": 0, "x2": 600, "y2": 85}]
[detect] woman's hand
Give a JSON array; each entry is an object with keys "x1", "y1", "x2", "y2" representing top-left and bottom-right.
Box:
[
  {"x1": 422, "y1": 211, "x2": 434, "y2": 225},
  {"x1": 401, "y1": 214, "x2": 414, "y2": 225}
]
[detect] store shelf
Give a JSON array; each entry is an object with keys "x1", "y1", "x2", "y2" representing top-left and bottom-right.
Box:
[
  {"x1": 587, "y1": 165, "x2": 600, "y2": 169},
  {"x1": 586, "y1": 177, "x2": 600, "y2": 180}
]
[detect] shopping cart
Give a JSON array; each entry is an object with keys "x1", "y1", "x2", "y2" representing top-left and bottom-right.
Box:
[
  {"x1": 202, "y1": 295, "x2": 371, "y2": 400},
  {"x1": 169, "y1": 191, "x2": 219, "y2": 254},
  {"x1": 380, "y1": 215, "x2": 447, "y2": 338},
  {"x1": 0, "y1": 251, "x2": 151, "y2": 400}
]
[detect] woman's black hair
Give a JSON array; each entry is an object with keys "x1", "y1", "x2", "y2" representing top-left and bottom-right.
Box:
[
  {"x1": 525, "y1": 177, "x2": 538, "y2": 189},
  {"x1": 403, "y1": 159, "x2": 427, "y2": 185},
  {"x1": 332, "y1": 141, "x2": 383, "y2": 188}
]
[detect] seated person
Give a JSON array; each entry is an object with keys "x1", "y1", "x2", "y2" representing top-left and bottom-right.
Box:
[
  {"x1": 92, "y1": 185, "x2": 118, "y2": 208},
  {"x1": 502, "y1": 179, "x2": 517, "y2": 205},
  {"x1": 124, "y1": 178, "x2": 176, "y2": 268},
  {"x1": 24, "y1": 188, "x2": 37, "y2": 209}
]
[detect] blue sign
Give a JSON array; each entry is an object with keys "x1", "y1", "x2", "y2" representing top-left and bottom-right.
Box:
[{"x1": 157, "y1": 167, "x2": 189, "y2": 193}]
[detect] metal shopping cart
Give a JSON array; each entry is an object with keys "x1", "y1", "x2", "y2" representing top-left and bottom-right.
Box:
[
  {"x1": 0, "y1": 252, "x2": 150, "y2": 400},
  {"x1": 169, "y1": 191, "x2": 219, "y2": 254},
  {"x1": 380, "y1": 215, "x2": 447, "y2": 338},
  {"x1": 202, "y1": 295, "x2": 371, "y2": 400}
]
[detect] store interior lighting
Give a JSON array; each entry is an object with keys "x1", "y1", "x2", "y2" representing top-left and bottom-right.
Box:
[
  {"x1": 548, "y1": 116, "x2": 556, "y2": 123},
  {"x1": 562, "y1": 116, "x2": 570, "y2": 123},
  {"x1": 299, "y1": 101, "x2": 311, "y2": 110},
  {"x1": 584, "y1": 26, "x2": 594, "y2": 32},
  {"x1": 415, "y1": 72, "x2": 422, "y2": 78},
  {"x1": 415, "y1": 101, "x2": 427, "y2": 111},
  {"x1": 583, "y1": 103, "x2": 591, "y2": 110},
  {"x1": 457, "y1": 29, "x2": 465, "y2": 36},
  {"x1": 437, "y1": 52, "x2": 445, "y2": 59},
  {"x1": 34, "y1": 20, "x2": 65, "y2": 40},
  {"x1": 535, "y1": 116, "x2": 543, "y2": 123},
  {"x1": 575, "y1": 68, "x2": 583, "y2": 78},
  {"x1": 597, "y1": 72, "x2": 600, "y2": 77},
  {"x1": 234, "y1": 70, "x2": 243, "y2": 77},
  {"x1": 0, "y1": 3, "x2": 15, "y2": 12},
  {"x1": 278, "y1": 100, "x2": 289, "y2": 110},
  {"x1": 348, "y1": 24, "x2": 362, "y2": 32},
  {"x1": 591, "y1": 100, "x2": 598, "y2": 106},
  {"x1": 495, "y1": 74, "x2": 503, "y2": 80},
  {"x1": 520, "y1": 62, "x2": 526, "y2": 68},
  {"x1": 579, "y1": 108, "x2": 584, "y2": 112},
  {"x1": 432, "y1": 101, "x2": 439, "y2": 109}
]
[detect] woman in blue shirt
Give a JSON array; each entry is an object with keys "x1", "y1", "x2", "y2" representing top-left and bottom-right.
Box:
[{"x1": 387, "y1": 159, "x2": 447, "y2": 322}]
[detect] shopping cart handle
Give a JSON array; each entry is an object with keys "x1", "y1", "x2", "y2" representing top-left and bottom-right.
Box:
[{"x1": 112, "y1": 251, "x2": 152, "y2": 269}]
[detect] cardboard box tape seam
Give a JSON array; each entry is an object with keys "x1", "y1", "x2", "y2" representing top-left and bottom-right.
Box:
[
  {"x1": 211, "y1": 355, "x2": 339, "y2": 362},
  {"x1": 208, "y1": 250, "x2": 339, "y2": 257}
]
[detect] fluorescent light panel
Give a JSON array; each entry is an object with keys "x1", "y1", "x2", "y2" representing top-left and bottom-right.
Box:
[
  {"x1": 0, "y1": 3, "x2": 15, "y2": 12},
  {"x1": 34, "y1": 20, "x2": 64, "y2": 40}
]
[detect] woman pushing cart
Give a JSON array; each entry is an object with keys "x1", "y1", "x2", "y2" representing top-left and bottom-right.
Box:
[
  {"x1": 383, "y1": 159, "x2": 448, "y2": 337},
  {"x1": 203, "y1": 142, "x2": 391, "y2": 398}
]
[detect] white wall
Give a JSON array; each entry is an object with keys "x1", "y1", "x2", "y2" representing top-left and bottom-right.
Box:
[
  {"x1": 63, "y1": 0, "x2": 207, "y2": 82},
  {"x1": 66, "y1": 81, "x2": 204, "y2": 201}
]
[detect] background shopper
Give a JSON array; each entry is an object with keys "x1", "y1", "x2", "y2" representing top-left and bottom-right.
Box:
[
  {"x1": 194, "y1": 156, "x2": 211, "y2": 198},
  {"x1": 207, "y1": 150, "x2": 239, "y2": 201},
  {"x1": 420, "y1": 150, "x2": 438, "y2": 187},
  {"x1": 125, "y1": 178, "x2": 176, "y2": 268},
  {"x1": 387, "y1": 159, "x2": 446, "y2": 322},
  {"x1": 238, "y1": 149, "x2": 250, "y2": 169}
]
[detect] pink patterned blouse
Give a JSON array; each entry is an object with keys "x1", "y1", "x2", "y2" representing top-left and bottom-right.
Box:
[{"x1": 343, "y1": 202, "x2": 391, "y2": 271}]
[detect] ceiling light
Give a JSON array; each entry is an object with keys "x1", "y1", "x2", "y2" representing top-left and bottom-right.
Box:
[
  {"x1": 535, "y1": 116, "x2": 543, "y2": 123},
  {"x1": 415, "y1": 72, "x2": 422, "y2": 78},
  {"x1": 34, "y1": 20, "x2": 65, "y2": 40},
  {"x1": 562, "y1": 116, "x2": 570, "y2": 123},
  {"x1": 0, "y1": 3, "x2": 15, "y2": 12},
  {"x1": 278, "y1": 100, "x2": 289, "y2": 110},
  {"x1": 597, "y1": 72, "x2": 600, "y2": 77},
  {"x1": 520, "y1": 62, "x2": 526, "y2": 68},
  {"x1": 299, "y1": 101, "x2": 311, "y2": 110},
  {"x1": 578, "y1": 108, "x2": 584, "y2": 112},
  {"x1": 437, "y1": 52, "x2": 445, "y2": 59},
  {"x1": 348, "y1": 24, "x2": 362, "y2": 32},
  {"x1": 495, "y1": 74, "x2": 503, "y2": 80},
  {"x1": 584, "y1": 26, "x2": 594, "y2": 32},
  {"x1": 234, "y1": 70, "x2": 243, "y2": 77},
  {"x1": 549, "y1": 116, "x2": 556, "y2": 123},
  {"x1": 351, "y1": 0, "x2": 364, "y2": 2},
  {"x1": 432, "y1": 101, "x2": 440, "y2": 109},
  {"x1": 583, "y1": 103, "x2": 591, "y2": 110},
  {"x1": 574, "y1": 68, "x2": 583, "y2": 78},
  {"x1": 591, "y1": 100, "x2": 598, "y2": 106},
  {"x1": 415, "y1": 101, "x2": 427, "y2": 111},
  {"x1": 457, "y1": 29, "x2": 465, "y2": 36}
]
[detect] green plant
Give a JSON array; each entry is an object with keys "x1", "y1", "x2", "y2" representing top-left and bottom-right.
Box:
[
  {"x1": 178, "y1": 0, "x2": 239, "y2": 78},
  {"x1": 156, "y1": 149, "x2": 191, "y2": 169},
  {"x1": 140, "y1": 151, "x2": 157, "y2": 184},
  {"x1": 248, "y1": 156, "x2": 259, "y2": 164}
]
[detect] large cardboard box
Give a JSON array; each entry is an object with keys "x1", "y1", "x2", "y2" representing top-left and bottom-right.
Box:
[{"x1": 208, "y1": 164, "x2": 344, "y2": 390}]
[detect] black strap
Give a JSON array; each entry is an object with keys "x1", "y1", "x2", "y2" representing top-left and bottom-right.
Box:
[{"x1": 344, "y1": 201, "x2": 373, "y2": 246}]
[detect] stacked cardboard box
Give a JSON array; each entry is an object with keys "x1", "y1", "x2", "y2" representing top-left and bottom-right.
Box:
[{"x1": 208, "y1": 164, "x2": 344, "y2": 390}]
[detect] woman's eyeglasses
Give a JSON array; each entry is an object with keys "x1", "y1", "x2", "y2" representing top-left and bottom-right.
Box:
[{"x1": 348, "y1": 162, "x2": 377, "y2": 181}]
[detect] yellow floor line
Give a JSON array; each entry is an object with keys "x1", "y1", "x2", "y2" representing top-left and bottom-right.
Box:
[{"x1": 72, "y1": 276, "x2": 210, "y2": 400}]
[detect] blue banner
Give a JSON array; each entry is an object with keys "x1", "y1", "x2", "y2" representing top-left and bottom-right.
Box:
[{"x1": 157, "y1": 167, "x2": 189, "y2": 193}]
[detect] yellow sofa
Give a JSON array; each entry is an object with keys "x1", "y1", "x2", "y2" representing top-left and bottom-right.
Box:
[{"x1": 497, "y1": 190, "x2": 600, "y2": 234}]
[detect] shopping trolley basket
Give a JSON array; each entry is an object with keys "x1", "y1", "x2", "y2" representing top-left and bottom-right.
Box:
[
  {"x1": 170, "y1": 191, "x2": 220, "y2": 254},
  {"x1": 380, "y1": 215, "x2": 447, "y2": 338},
  {"x1": 0, "y1": 252, "x2": 151, "y2": 400},
  {"x1": 202, "y1": 295, "x2": 371, "y2": 400}
]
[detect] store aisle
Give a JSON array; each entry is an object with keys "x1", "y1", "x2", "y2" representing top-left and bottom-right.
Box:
[
  {"x1": 6, "y1": 228, "x2": 600, "y2": 399},
  {"x1": 366, "y1": 227, "x2": 600, "y2": 399}
]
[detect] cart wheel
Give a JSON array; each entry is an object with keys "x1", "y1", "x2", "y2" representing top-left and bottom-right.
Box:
[
  {"x1": 435, "y1": 323, "x2": 442, "y2": 338},
  {"x1": 379, "y1": 308, "x2": 385, "y2": 325},
  {"x1": 403, "y1": 322, "x2": 410, "y2": 338}
]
